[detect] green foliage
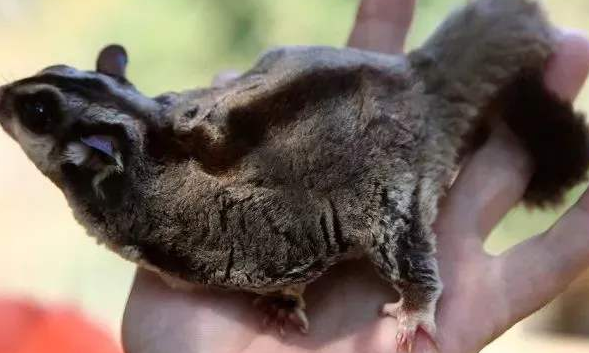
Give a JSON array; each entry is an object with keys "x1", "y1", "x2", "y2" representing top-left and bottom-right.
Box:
[{"x1": 76, "y1": 0, "x2": 460, "y2": 94}]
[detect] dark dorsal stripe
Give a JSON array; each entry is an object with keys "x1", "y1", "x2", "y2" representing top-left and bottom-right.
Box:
[
  {"x1": 14, "y1": 74, "x2": 110, "y2": 98},
  {"x1": 12, "y1": 73, "x2": 149, "y2": 119}
]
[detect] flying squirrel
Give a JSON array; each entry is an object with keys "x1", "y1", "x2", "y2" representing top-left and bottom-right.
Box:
[{"x1": 1, "y1": 0, "x2": 588, "y2": 350}]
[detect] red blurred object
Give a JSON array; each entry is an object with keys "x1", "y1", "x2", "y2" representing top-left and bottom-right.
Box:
[{"x1": 0, "y1": 298, "x2": 122, "y2": 353}]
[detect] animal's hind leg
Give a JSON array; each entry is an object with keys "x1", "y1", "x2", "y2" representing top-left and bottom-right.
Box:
[
  {"x1": 253, "y1": 284, "x2": 309, "y2": 335},
  {"x1": 366, "y1": 215, "x2": 441, "y2": 352}
]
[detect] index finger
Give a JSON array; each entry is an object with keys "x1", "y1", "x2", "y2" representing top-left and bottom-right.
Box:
[
  {"x1": 497, "y1": 32, "x2": 589, "y2": 326},
  {"x1": 347, "y1": 0, "x2": 416, "y2": 54}
]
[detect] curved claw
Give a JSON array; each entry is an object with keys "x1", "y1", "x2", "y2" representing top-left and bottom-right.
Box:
[
  {"x1": 382, "y1": 301, "x2": 437, "y2": 353},
  {"x1": 289, "y1": 307, "x2": 309, "y2": 334}
]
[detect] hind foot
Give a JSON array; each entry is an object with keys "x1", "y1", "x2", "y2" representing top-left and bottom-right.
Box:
[
  {"x1": 381, "y1": 301, "x2": 437, "y2": 352},
  {"x1": 254, "y1": 286, "x2": 308, "y2": 335}
]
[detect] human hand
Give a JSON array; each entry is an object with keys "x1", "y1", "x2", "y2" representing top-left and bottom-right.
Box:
[{"x1": 122, "y1": 1, "x2": 589, "y2": 352}]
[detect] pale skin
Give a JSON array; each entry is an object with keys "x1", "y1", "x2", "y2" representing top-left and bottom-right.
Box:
[{"x1": 122, "y1": 0, "x2": 589, "y2": 352}]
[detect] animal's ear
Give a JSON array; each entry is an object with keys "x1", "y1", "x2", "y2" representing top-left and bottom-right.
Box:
[{"x1": 96, "y1": 44, "x2": 128, "y2": 78}]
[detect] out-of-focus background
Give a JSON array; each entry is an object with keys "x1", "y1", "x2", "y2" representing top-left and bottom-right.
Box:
[{"x1": 0, "y1": 0, "x2": 588, "y2": 351}]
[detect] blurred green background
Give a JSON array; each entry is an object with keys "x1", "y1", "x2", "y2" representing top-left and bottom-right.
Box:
[{"x1": 0, "y1": 0, "x2": 588, "y2": 351}]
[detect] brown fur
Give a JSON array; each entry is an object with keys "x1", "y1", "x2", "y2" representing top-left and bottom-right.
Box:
[{"x1": 0, "y1": 0, "x2": 587, "y2": 339}]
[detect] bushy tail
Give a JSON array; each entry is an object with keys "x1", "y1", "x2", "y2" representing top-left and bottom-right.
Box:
[
  {"x1": 411, "y1": 0, "x2": 589, "y2": 206},
  {"x1": 499, "y1": 71, "x2": 589, "y2": 206}
]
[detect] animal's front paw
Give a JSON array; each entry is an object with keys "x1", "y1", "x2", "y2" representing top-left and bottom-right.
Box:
[
  {"x1": 254, "y1": 293, "x2": 309, "y2": 336},
  {"x1": 381, "y1": 301, "x2": 437, "y2": 352}
]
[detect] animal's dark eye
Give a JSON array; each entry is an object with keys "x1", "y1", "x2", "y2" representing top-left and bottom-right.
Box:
[{"x1": 15, "y1": 91, "x2": 60, "y2": 135}]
